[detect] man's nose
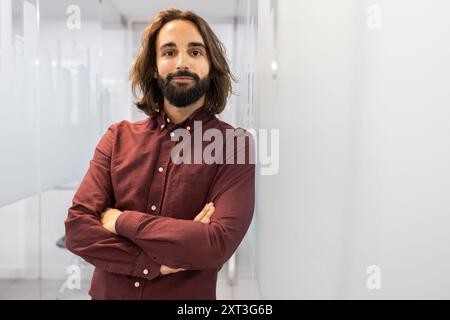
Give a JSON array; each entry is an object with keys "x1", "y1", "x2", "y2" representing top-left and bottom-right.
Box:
[{"x1": 176, "y1": 52, "x2": 190, "y2": 70}]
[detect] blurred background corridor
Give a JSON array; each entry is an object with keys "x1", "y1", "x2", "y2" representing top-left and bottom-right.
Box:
[{"x1": 1, "y1": 0, "x2": 450, "y2": 299}]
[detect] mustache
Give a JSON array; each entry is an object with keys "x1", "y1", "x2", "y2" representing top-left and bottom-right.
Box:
[{"x1": 167, "y1": 70, "x2": 200, "y2": 82}]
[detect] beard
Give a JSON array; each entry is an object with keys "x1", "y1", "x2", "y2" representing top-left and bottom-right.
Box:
[{"x1": 157, "y1": 70, "x2": 211, "y2": 108}]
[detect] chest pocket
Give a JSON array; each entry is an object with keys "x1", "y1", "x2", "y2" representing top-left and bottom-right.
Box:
[{"x1": 163, "y1": 166, "x2": 217, "y2": 220}]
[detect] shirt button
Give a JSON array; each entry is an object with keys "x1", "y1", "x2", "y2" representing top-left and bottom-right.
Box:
[
  {"x1": 170, "y1": 132, "x2": 175, "y2": 138},
  {"x1": 158, "y1": 167, "x2": 164, "y2": 173},
  {"x1": 167, "y1": 118, "x2": 171, "y2": 123},
  {"x1": 143, "y1": 269, "x2": 149, "y2": 275},
  {"x1": 134, "y1": 281, "x2": 140, "y2": 288},
  {"x1": 186, "y1": 126, "x2": 191, "y2": 131},
  {"x1": 151, "y1": 205, "x2": 156, "y2": 211},
  {"x1": 161, "y1": 124, "x2": 165, "y2": 129}
]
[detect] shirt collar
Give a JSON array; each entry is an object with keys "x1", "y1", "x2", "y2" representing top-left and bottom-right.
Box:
[{"x1": 150, "y1": 105, "x2": 214, "y2": 130}]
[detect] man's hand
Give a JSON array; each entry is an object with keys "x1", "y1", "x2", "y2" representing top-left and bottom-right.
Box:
[
  {"x1": 100, "y1": 207, "x2": 123, "y2": 235},
  {"x1": 194, "y1": 202, "x2": 215, "y2": 224},
  {"x1": 159, "y1": 202, "x2": 215, "y2": 276},
  {"x1": 159, "y1": 265, "x2": 187, "y2": 275}
]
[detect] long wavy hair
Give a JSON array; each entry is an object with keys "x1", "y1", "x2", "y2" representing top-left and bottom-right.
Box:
[{"x1": 130, "y1": 7, "x2": 236, "y2": 117}]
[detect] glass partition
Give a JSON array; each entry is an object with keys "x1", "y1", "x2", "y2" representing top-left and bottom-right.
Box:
[{"x1": 0, "y1": 0, "x2": 129, "y2": 299}]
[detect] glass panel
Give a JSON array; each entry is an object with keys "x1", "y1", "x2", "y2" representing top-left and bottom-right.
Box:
[
  {"x1": 0, "y1": 0, "x2": 113, "y2": 299},
  {"x1": 0, "y1": 0, "x2": 41, "y2": 299}
]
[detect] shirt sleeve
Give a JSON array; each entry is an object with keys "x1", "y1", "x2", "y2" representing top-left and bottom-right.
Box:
[
  {"x1": 115, "y1": 131, "x2": 256, "y2": 270},
  {"x1": 64, "y1": 124, "x2": 161, "y2": 280}
]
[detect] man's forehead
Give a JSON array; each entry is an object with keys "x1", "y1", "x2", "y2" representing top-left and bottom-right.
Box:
[{"x1": 157, "y1": 20, "x2": 205, "y2": 48}]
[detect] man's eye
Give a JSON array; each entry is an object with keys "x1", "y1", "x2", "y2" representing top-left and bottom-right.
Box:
[
  {"x1": 164, "y1": 51, "x2": 174, "y2": 57},
  {"x1": 192, "y1": 50, "x2": 202, "y2": 56}
]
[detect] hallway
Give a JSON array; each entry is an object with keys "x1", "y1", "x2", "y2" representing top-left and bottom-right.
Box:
[{"x1": 2, "y1": 0, "x2": 450, "y2": 300}]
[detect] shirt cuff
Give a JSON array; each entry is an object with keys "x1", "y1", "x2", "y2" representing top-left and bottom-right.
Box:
[
  {"x1": 115, "y1": 210, "x2": 147, "y2": 240},
  {"x1": 132, "y1": 250, "x2": 161, "y2": 281},
  {"x1": 115, "y1": 211, "x2": 161, "y2": 280}
]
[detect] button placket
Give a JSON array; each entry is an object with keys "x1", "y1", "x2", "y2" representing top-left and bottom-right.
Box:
[{"x1": 145, "y1": 137, "x2": 173, "y2": 215}]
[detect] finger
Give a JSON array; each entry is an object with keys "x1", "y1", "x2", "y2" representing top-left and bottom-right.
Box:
[
  {"x1": 170, "y1": 268, "x2": 186, "y2": 274},
  {"x1": 201, "y1": 206, "x2": 215, "y2": 223},
  {"x1": 101, "y1": 207, "x2": 111, "y2": 217},
  {"x1": 202, "y1": 217, "x2": 211, "y2": 224},
  {"x1": 194, "y1": 202, "x2": 213, "y2": 221},
  {"x1": 193, "y1": 211, "x2": 205, "y2": 222},
  {"x1": 159, "y1": 265, "x2": 167, "y2": 275},
  {"x1": 194, "y1": 203, "x2": 210, "y2": 221},
  {"x1": 200, "y1": 207, "x2": 213, "y2": 223},
  {"x1": 201, "y1": 207, "x2": 214, "y2": 223},
  {"x1": 161, "y1": 266, "x2": 177, "y2": 275}
]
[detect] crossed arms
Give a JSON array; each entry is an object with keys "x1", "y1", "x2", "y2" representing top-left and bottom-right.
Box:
[
  {"x1": 99, "y1": 203, "x2": 214, "y2": 276},
  {"x1": 64, "y1": 124, "x2": 255, "y2": 281}
]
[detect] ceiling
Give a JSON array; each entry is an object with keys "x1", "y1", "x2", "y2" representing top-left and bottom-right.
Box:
[
  {"x1": 107, "y1": 0, "x2": 238, "y2": 23},
  {"x1": 14, "y1": 0, "x2": 240, "y2": 25}
]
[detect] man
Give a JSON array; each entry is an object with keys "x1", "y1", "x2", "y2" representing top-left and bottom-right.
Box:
[{"x1": 64, "y1": 7, "x2": 255, "y2": 300}]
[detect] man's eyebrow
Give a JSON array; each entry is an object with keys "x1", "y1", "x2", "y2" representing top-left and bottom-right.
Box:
[
  {"x1": 188, "y1": 42, "x2": 206, "y2": 49},
  {"x1": 159, "y1": 42, "x2": 206, "y2": 51},
  {"x1": 159, "y1": 42, "x2": 176, "y2": 51}
]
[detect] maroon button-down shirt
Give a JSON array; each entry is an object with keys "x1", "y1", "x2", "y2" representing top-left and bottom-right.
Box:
[{"x1": 64, "y1": 106, "x2": 255, "y2": 300}]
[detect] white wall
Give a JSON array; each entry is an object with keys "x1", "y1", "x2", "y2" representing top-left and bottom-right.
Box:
[
  {"x1": 253, "y1": 0, "x2": 450, "y2": 299},
  {"x1": 348, "y1": 0, "x2": 450, "y2": 299}
]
